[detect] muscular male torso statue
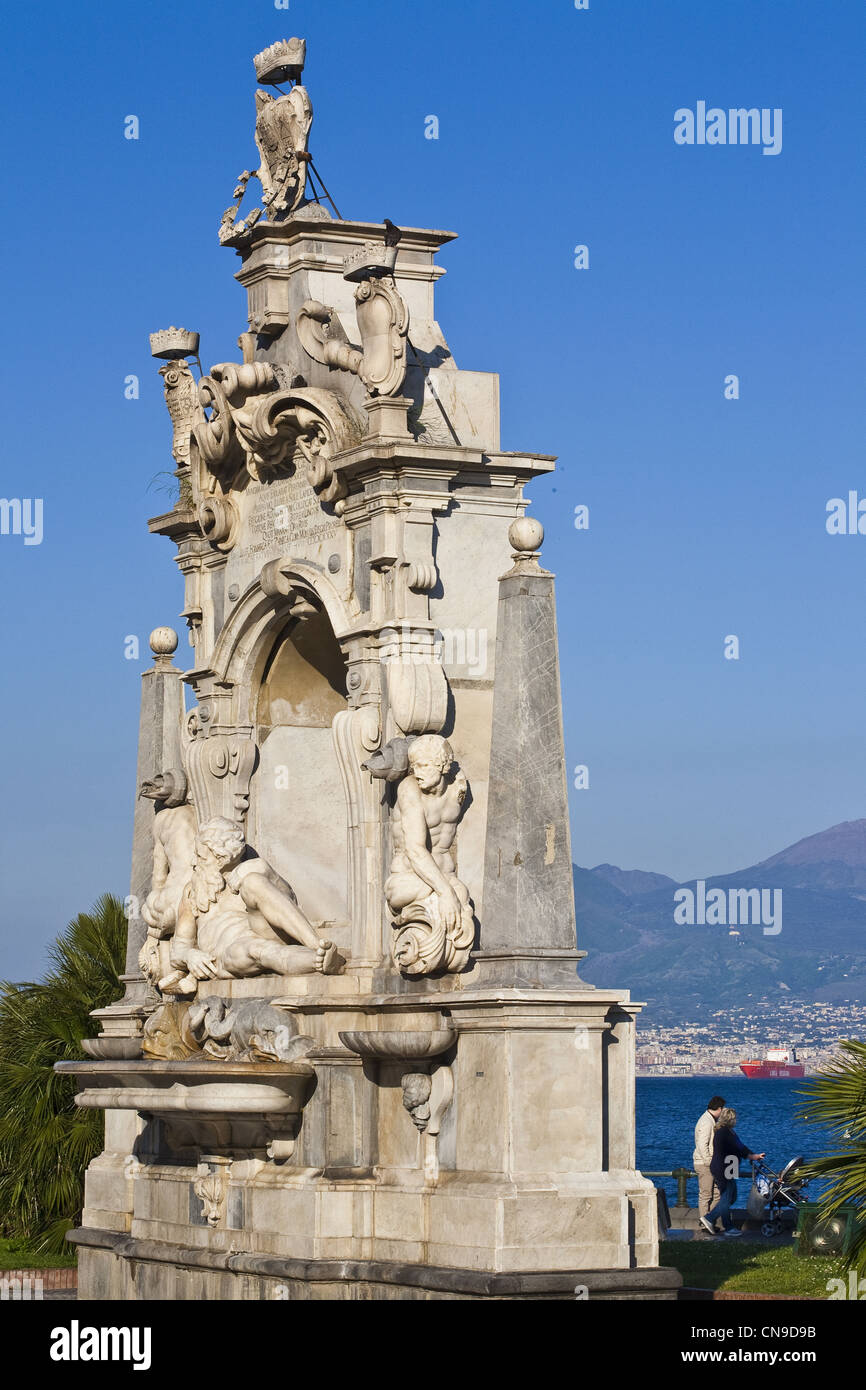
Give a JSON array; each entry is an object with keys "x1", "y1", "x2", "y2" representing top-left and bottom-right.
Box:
[{"x1": 385, "y1": 735, "x2": 471, "y2": 932}]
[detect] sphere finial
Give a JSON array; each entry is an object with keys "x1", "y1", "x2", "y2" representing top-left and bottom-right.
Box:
[
  {"x1": 149, "y1": 626, "x2": 179, "y2": 660},
  {"x1": 508, "y1": 516, "x2": 544, "y2": 557}
]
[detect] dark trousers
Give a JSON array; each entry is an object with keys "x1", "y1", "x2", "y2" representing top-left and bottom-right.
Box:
[{"x1": 707, "y1": 1177, "x2": 738, "y2": 1231}]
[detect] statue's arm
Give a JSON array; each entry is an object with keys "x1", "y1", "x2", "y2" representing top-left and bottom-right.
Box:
[
  {"x1": 454, "y1": 770, "x2": 468, "y2": 806},
  {"x1": 142, "y1": 834, "x2": 170, "y2": 929},
  {"x1": 239, "y1": 871, "x2": 322, "y2": 952},
  {"x1": 169, "y1": 893, "x2": 198, "y2": 966},
  {"x1": 170, "y1": 892, "x2": 219, "y2": 978},
  {"x1": 149, "y1": 834, "x2": 169, "y2": 893}
]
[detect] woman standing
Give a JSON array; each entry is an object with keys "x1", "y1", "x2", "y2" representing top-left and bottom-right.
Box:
[{"x1": 700, "y1": 1108, "x2": 764, "y2": 1236}]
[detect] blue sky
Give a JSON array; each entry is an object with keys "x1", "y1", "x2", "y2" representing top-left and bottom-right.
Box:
[{"x1": 1, "y1": 0, "x2": 864, "y2": 976}]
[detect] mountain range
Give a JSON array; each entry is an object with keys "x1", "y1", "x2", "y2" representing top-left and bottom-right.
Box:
[{"x1": 575, "y1": 820, "x2": 866, "y2": 1020}]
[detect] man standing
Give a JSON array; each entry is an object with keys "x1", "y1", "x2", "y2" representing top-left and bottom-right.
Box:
[{"x1": 694, "y1": 1095, "x2": 725, "y2": 1229}]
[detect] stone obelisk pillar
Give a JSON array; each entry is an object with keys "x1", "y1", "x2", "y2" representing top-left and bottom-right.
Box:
[
  {"x1": 85, "y1": 627, "x2": 185, "y2": 1054},
  {"x1": 475, "y1": 518, "x2": 586, "y2": 989},
  {"x1": 125, "y1": 627, "x2": 186, "y2": 986}
]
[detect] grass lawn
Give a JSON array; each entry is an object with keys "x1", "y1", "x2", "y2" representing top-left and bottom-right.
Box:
[
  {"x1": 660, "y1": 1239, "x2": 843, "y2": 1297},
  {"x1": 0, "y1": 1237, "x2": 76, "y2": 1271}
]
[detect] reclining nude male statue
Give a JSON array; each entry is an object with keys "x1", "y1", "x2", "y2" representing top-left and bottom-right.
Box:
[{"x1": 162, "y1": 816, "x2": 344, "y2": 994}]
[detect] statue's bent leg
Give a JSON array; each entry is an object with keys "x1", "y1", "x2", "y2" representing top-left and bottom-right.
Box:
[
  {"x1": 385, "y1": 870, "x2": 432, "y2": 916},
  {"x1": 243, "y1": 875, "x2": 325, "y2": 952}
]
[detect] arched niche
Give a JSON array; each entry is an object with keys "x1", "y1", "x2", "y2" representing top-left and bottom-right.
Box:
[{"x1": 248, "y1": 602, "x2": 350, "y2": 942}]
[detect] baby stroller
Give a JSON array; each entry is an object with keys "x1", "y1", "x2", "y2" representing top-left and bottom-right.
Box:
[{"x1": 746, "y1": 1156, "x2": 809, "y2": 1236}]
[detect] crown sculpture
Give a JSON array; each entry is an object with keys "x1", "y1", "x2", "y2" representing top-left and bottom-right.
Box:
[
  {"x1": 254, "y1": 37, "x2": 306, "y2": 84},
  {"x1": 149, "y1": 327, "x2": 200, "y2": 360},
  {"x1": 61, "y1": 38, "x2": 679, "y2": 1304}
]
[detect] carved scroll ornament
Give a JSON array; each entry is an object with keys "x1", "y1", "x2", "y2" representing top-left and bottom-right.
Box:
[
  {"x1": 233, "y1": 388, "x2": 365, "y2": 500},
  {"x1": 354, "y1": 276, "x2": 409, "y2": 396},
  {"x1": 297, "y1": 276, "x2": 409, "y2": 400},
  {"x1": 384, "y1": 659, "x2": 449, "y2": 738},
  {"x1": 183, "y1": 728, "x2": 257, "y2": 825},
  {"x1": 193, "y1": 362, "x2": 277, "y2": 489},
  {"x1": 193, "y1": 370, "x2": 364, "y2": 507}
]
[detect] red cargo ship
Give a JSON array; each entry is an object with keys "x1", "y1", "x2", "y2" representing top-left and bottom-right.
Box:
[{"x1": 739, "y1": 1047, "x2": 804, "y2": 1079}]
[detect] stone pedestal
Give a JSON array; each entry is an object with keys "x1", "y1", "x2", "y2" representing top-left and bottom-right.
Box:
[{"x1": 67, "y1": 983, "x2": 677, "y2": 1300}]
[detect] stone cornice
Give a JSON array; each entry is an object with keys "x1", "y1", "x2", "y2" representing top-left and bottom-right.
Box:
[
  {"x1": 235, "y1": 216, "x2": 458, "y2": 259},
  {"x1": 147, "y1": 507, "x2": 199, "y2": 541},
  {"x1": 332, "y1": 443, "x2": 557, "y2": 481}
]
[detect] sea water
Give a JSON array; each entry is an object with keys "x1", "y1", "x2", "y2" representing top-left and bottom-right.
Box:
[{"x1": 636, "y1": 1076, "x2": 834, "y2": 1208}]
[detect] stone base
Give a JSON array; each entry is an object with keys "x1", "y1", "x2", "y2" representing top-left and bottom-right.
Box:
[
  {"x1": 66, "y1": 984, "x2": 674, "y2": 1299},
  {"x1": 69, "y1": 1229, "x2": 680, "y2": 1301}
]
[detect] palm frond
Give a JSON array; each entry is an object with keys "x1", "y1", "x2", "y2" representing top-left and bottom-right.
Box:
[
  {"x1": 0, "y1": 896, "x2": 125, "y2": 1253},
  {"x1": 801, "y1": 1041, "x2": 866, "y2": 1276}
]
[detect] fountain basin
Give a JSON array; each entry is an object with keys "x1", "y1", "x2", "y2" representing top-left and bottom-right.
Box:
[
  {"x1": 56, "y1": 1059, "x2": 315, "y2": 1118},
  {"x1": 338, "y1": 1029, "x2": 457, "y2": 1061}
]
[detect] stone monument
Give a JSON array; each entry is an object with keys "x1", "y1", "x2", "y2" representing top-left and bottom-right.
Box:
[{"x1": 60, "y1": 38, "x2": 679, "y2": 1300}]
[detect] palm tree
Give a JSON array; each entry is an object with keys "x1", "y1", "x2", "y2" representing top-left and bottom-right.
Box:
[
  {"x1": 0, "y1": 895, "x2": 126, "y2": 1255},
  {"x1": 801, "y1": 1040, "x2": 866, "y2": 1277}
]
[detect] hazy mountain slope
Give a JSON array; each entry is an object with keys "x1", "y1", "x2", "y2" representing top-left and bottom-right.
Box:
[
  {"x1": 751, "y1": 819, "x2": 866, "y2": 896},
  {"x1": 590, "y1": 864, "x2": 676, "y2": 897},
  {"x1": 573, "y1": 823, "x2": 866, "y2": 1018}
]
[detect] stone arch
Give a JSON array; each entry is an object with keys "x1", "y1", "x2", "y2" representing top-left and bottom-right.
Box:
[
  {"x1": 209, "y1": 561, "x2": 355, "y2": 728},
  {"x1": 208, "y1": 562, "x2": 357, "y2": 947}
]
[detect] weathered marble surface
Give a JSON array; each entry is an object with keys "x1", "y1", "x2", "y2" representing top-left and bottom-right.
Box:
[
  {"x1": 71, "y1": 984, "x2": 667, "y2": 1292},
  {"x1": 478, "y1": 520, "x2": 583, "y2": 988}
]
